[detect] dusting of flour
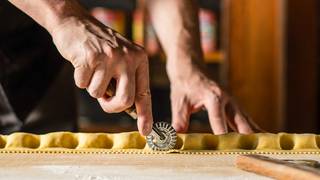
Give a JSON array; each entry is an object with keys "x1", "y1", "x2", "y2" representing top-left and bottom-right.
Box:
[{"x1": 0, "y1": 164, "x2": 266, "y2": 180}]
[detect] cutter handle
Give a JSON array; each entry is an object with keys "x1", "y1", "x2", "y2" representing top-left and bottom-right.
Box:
[{"x1": 106, "y1": 79, "x2": 138, "y2": 119}]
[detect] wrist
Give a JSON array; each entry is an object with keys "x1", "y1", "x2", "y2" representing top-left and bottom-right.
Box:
[
  {"x1": 166, "y1": 61, "x2": 201, "y2": 87},
  {"x1": 43, "y1": 0, "x2": 89, "y2": 34},
  {"x1": 166, "y1": 53, "x2": 205, "y2": 83}
]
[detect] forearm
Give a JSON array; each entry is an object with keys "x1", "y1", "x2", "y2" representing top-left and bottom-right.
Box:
[
  {"x1": 146, "y1": 0, "x2": 204, "y2": 71},
  {"x1": 8, "y1": 0, "x2": 88, "y2": 34}
]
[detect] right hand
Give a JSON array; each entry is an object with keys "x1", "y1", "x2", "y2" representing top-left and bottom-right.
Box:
[{"x1": 51, "y1": 16, "x2": 153, "y2": 135}]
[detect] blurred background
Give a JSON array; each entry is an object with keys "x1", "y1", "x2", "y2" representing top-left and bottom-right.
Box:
[{"x1": 76, "y1": 0, "x2": 319, "y2": 134}]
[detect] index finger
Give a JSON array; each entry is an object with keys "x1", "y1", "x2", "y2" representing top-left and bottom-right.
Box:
[{"x1": 135, "y1": 55, "x2": 153, "y2": 136}]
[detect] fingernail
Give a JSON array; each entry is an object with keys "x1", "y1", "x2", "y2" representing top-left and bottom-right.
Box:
[{"x1": 141, "y1": 122, "x2": 152, "y2": 136}]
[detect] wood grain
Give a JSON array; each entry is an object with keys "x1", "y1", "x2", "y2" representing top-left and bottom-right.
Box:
[
  {"x1": 223, "y1": 0, "x2": 286, "y2": 132},
  {"x1": 0, "y1": 154, "x2": 264, "y2": 179},
  {"x1": 0, "y1": 153, "x2": 319, "y2": 179}
]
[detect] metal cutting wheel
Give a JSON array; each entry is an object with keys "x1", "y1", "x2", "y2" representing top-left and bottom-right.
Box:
[{"x1": 146, "y1": 122, "x2": 177, "y2": 151}]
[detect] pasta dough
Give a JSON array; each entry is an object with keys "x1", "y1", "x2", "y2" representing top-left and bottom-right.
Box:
[{"x1": 0, "y1": 132, "x2": 319, "y2": 154}]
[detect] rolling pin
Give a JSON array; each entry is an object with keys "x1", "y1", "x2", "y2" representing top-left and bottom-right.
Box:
[
  {"x1": 106, "y1": 79, "x2": 137, "y2": 119},
  {"x1": 235, "y1": 155, "x2": 320, "y2": 180}
]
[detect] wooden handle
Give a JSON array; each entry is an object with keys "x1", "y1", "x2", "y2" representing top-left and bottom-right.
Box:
[
  {"x1": 106, "y1": 79, "x2": 137, "y2": 119},
  {"x1": 235, "y1": 155, "x2": 320, "y2": 180}
]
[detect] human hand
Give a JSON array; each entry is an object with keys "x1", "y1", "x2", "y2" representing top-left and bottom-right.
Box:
[
  {"x1": 51, "y1": 16, "x2": 153, "y2": 135},
  {"x1": 167, "y1": 62, "x2": 260, "y2": 135}
]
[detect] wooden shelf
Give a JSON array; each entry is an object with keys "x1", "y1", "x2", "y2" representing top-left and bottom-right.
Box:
[{"x1": 204, "y1": 51, "x2": 225, "y2": 63}]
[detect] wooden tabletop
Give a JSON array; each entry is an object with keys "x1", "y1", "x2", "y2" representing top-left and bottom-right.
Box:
[
  {"x1": 0, "y1": 153, "x2": 261, "y2": 180},
  {"x1": 1, "y1": 153, "x2": 319, "y2": 179}
]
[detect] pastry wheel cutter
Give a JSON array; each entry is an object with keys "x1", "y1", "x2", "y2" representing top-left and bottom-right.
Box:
[{"x1": 106, "y1": 79, "x2": 177, "y2": 151}]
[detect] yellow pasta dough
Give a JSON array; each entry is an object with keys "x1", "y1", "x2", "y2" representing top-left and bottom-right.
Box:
[{"x1": 0, "y1": 132, "x2": 319, "y2": 154}]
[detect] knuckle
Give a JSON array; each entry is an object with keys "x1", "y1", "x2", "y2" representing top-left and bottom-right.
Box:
[
  {"x1": 135, "y1": 49, "x2": 148, "y2": 60},
  {"x1": 208, "y1": 92, "x2": 221, "y2": 105},
  {"x1": 214, "y1": 88, "x2": 223, "y2": 97},
  {"x1": 101, "y1": 105, "x2": 112, "y2": 113},
  {"x1": 88, "y1": 88, "x2": 102, "y2": 98},
  {"x1": 136, "y1": 91, "x2": 151, "y2": 101},
  {"x1": 75, "y1": 80, "x2": 87, "y2": 89},
  {"x1": 99, "y1": 101, "x2": 114, "y2": 113},
  {"x1": 86, "y1": 50, "x2": 101, "y2": 67},
  {"x1": 103, "y1": 102, "x2": 127, "y2": 113},
  {"x1": 119, "y1": 95, "x2": 135, "y2": 109},
  {"x1": 74, "y1": 72, "x2": 88, "y2": 89}
]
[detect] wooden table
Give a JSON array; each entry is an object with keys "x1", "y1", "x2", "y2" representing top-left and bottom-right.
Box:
[{"x1": 1, "y1": 153, "x2": 319, "y2": 179}]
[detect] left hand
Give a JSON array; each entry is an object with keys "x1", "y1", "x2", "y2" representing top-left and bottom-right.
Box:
[{"x1": 167, "y1": 62, "x2": 260, "y2": 135}]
